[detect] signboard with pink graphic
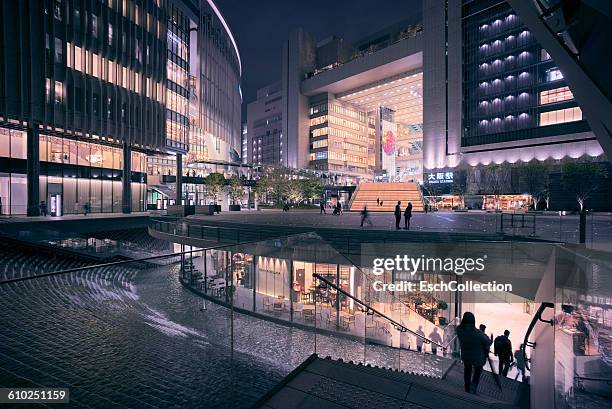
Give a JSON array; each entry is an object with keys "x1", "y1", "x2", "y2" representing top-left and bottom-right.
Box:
[{"x1": 381, "y1": 120, "x2": 397, "y2": 177}]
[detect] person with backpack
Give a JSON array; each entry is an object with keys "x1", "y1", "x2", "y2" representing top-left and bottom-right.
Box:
[
  {"x1": 494, "y1": 329, "x2": 513, "y2": 377},
  {"x1": 456, "y1": 312, "x2": 492, "y2": 394}
]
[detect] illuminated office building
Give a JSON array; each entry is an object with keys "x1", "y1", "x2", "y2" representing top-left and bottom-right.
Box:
[
  {"x1": 0, "y1": 0, "x2": 241, "y2": 215},
  {"x1": 279, "y1": 1, "x2": 607, "y2": 207}
]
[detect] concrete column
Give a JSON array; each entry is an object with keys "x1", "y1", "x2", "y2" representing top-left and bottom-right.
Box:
[
  {"x1": 26, "y1": 126, "x2": 40, "y2": 216},
  {"x1": 176, "y1": 153, "x2": 183, "y2": 205},
  {"x1": 122, "y1": 142, "x2": 132, "y2": 213}
]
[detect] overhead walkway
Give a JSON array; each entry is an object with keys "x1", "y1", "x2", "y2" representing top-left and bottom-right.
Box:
[
  {"x1": 255, "y1": 355, "x2": 527, "y2": 409},
  {"x1": 348, "y1": 182, "x2": 424, "y2": 212}
]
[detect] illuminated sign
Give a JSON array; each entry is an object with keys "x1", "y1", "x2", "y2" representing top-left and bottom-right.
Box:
[{"x1": 426, "y1": 172, "x2": 454, "y2": 184}]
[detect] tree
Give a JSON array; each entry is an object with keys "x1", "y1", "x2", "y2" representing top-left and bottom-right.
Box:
[
  {"x1": 205, "y1": 172, "x2": 226, "y2": 203},
  {"x1": 286, "y1": 178, "x2": 305, "y2": 204},
  {"x1": 519, "y1": 161, "x2": 550, "y2": 210},
  {"x1": 227, "y1": 175, "x2": 244, "y2": 205},
  {"x1": 562, "y1": 161, "x2": 608, "y2": 211},
  {"x1": 297, "y1": 172, "x2": 324, "y2": 203},
  {"x1": 253, "y1": 166, "x2": 290, "y2": 205},
  {"x1": 482, "y1": 163, "x2": 511, "y2": 209}
]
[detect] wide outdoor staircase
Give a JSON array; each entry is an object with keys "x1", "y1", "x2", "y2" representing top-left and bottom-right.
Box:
[
  {"x1": 255, "y1": 355, "x2": 528, "y2": 409},
  {"x1": 349, "y1": 182, "x2": 424, "y2": 212}
]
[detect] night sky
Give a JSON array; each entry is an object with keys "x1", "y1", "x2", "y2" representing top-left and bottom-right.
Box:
[{"x1": 213, "y1": 0, "x2": 423, "y2": 119}]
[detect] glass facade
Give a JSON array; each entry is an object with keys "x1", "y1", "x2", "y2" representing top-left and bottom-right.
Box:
[
  {"x1": 38, "y1": 135, "x2": 147, "y2": 215},
  {"x1": 308, "y1": 98, "x2": 371, "y2": 180},
  {"x1": 0, "y1": 128, "x2": 27, "y2": 215},
  {"x1": 461, "y1": 0, "x2": 589, "y2": 147}
]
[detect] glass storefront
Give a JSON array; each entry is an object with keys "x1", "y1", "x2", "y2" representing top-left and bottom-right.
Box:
[
  {"x1": 38, "y1": 134, "x2": 147, "y2": 215},
  {"x1": 0, "y1": 128, "x2": 27, "y2": 215}
]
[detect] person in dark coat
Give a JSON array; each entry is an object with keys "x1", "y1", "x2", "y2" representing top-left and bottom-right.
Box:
[
  {"x1": 320, "y1": 201, "x2": 326, "y2": 214},
  {"x1": 404, "y1": 202, "x2": 413, "y2": 230},
  {"x1": 394, "y1": 201, "x2": 402, "y2": 230},
  {"x1": 494, "y1": 329, "x2": 513, "y2": 377},
  {"x1": 456, "y1": 312, "x2": 493, "y2": 394}
]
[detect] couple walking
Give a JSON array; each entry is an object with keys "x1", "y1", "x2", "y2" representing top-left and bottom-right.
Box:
[{"x1": 394, "y1": 201, "x2": 412, "y2": 230}]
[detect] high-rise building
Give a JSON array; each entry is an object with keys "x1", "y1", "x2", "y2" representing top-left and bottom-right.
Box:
[
  {"x1": 277, "y1": 0, "x2": 608, "y2": 208},
  {"x1": 0, "y1": 0, "x2": 241, "y2": 215},
  {"x1": 246, "y1": 81, "x2": 283, "y2": 166}
]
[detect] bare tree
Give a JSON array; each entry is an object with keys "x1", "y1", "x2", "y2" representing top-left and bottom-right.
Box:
[
  {"x1": 562, "y1": 161, "x2": 608, "y2": 211},
  {"x1": 519, "y1": 161, "x2": 550, "y2": 210}
]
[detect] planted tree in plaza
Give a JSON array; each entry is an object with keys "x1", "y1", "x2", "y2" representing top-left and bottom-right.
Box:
[
  {"x1": 227, "y1": 175, "x2": 244, "y2": 205},
  {"x1": 253, "y1": 166, "x2": 290, "y2": 205},
  {"x1": 562, "y1": 161, "x2": 608, "y2": 211},
  {"x1": 204, "y1": 172, "x2": 226, "y2": 204},
  {"x1": 301, "y1": 173, "x2": 325, "y2": 203},
  {"x1": 482, "y1": 163, "x2": 511, "y2": 209},
  {"x1": 519, "y1": 160, "x2": 550, "y2": 210},
  {"x1": 287, "y1": 178, "x2": 305, "y2": 204}
]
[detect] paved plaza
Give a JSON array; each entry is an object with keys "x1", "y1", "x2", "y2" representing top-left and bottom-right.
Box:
[{"x1": 190, "y1": 209, "x2": 612, "y2": 250}]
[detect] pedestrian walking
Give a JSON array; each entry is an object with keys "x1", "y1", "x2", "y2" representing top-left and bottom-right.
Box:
[
  {"x1": 83, "y1": 202, "x2": 91, "y2": 215},
  {"x1": 429, "y1": 327, "x2": 442, "y2": 355},
  {"x1": 338, "y1": 202, "x2": 344, "y2": 215},
  {"x1": 416, "y1": 325, "x2": 425, "y2": 352},
  {"x1": 320, "y1": 201, "x2": 326, "y2": 214},
  {"x1": 404, "y1": 202, "x2": 413, "y2": 230},
  {"x1": 494, "y1": 329, "x2": 513, "y2": 377},
  {"x1": 456, "y1": 312, "x2": 492, "y2": 394},
  {"x1": 514, "y1": 345, "x2": 527, "y2": 382},
  {"x1": 376, "y1": 197, "x2": 380, "y2": 206},
  {"x1": 394, "y1": 201, "x2": 402, "y2": 230},
  {"x1": 360, "y1": 205, "x2": 372, "y2": 227},
  {"x1": 39, "y1": 201, "x2": 48, "y2": 217}
]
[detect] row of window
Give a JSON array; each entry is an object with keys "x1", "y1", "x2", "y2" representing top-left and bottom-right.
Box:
[
  {"x1": 310, "y1": 115, "x2": 327, "y2": 127},
  {"x1": 310, "y1": 103, "x2": 327, "y2": 116},
  {"x1": 330, "y1": 141, "x2": 368, "y2": 154},
  {"x1": 67, "y1": 42, "x2": 164, "y2": 103},
  {"x1": 328, "y1": 115, "x2": 366, "y2": 132},
  {"x1": 328, "y1": 151, "x2": 368, "y2": 164},
  {"x1": 330, "y1": 103, "x2": 368, "y2": 123},
  {"x1": 39, "y1": 135, "x2": 146, "y2": 172},
  {"x1": 539, "y1": 86, "x2": 574, "y2": 105},
  {"x1": 328, "y1": 127, "x2": 369, "y2": 143},
  {"x1": 540, "y1": 107, "x2": 582, "y2": 126}
]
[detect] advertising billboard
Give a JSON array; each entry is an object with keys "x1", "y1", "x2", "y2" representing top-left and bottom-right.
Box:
[{"x1": 381, "y1": 119, "x2": 397, "y2": 177}]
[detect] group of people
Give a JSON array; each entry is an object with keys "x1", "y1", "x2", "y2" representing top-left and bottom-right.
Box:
[
  {"x1": 319, "y1": 201, "x2": 344, "y2": 215},
  {"x1": 457, "y1": 312, "x2": 527, "y2": 395},
  {"x1": 394, "y1": 200, "x2": 413, "y2": 230}
]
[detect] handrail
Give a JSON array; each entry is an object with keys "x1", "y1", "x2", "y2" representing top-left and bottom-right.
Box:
[
  {"x1": 521, "y1": 301, "x2": 554, "y2": 371},
  {"x1": 312, "y1": 273, "x2": 445, "y2": 349}
]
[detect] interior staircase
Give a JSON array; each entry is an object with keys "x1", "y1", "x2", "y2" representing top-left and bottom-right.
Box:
[{"x1": 348, "y1": 182, "x2": 424, "y2": 212}]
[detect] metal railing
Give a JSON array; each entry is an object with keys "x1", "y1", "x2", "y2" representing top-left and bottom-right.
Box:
[{"x1": 520, "y1": 301, "x2": 554, "y2": 371}]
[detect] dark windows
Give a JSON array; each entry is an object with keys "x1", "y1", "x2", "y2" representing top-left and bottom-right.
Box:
[{"x1": 54, "y1": 38, "x2": 63, "y2": 63}]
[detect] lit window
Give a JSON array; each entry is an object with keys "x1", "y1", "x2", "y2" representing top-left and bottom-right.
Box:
[
  {"x1": 66, "y1": 43, "x2": 72, "y2": 68},
  {"x1": 54, "y1": 81, "x2": 64, "y2": 104},
  {"x1": 546, "y1": 68, "x2": 563, "y2": 82},
  {"x1": 540, "y1": 107, "x2": 582, "y2": 126},
  {"x1": 74, "y1": 45, "x2": 82, "y2": 71},
  {"x1": 45, "y1": 78, "x2": 51, "y2": 103},
  {"x1": 108, "y1": 23, "x2": 113, "y2": 45},
  {"x1": 540, "y1": 49, "x2": 551, "y2": 61},
  {"x1": 539, "y1": 87, "x2": 574, "y2": 105},
  {"x1": 93, "y1": 53, "x2": 100, "y2": 78}
]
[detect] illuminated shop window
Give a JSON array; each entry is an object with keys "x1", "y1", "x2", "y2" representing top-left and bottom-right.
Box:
[{"x1": 539, "y1": 87, "x2": 574, "y2": 105}]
